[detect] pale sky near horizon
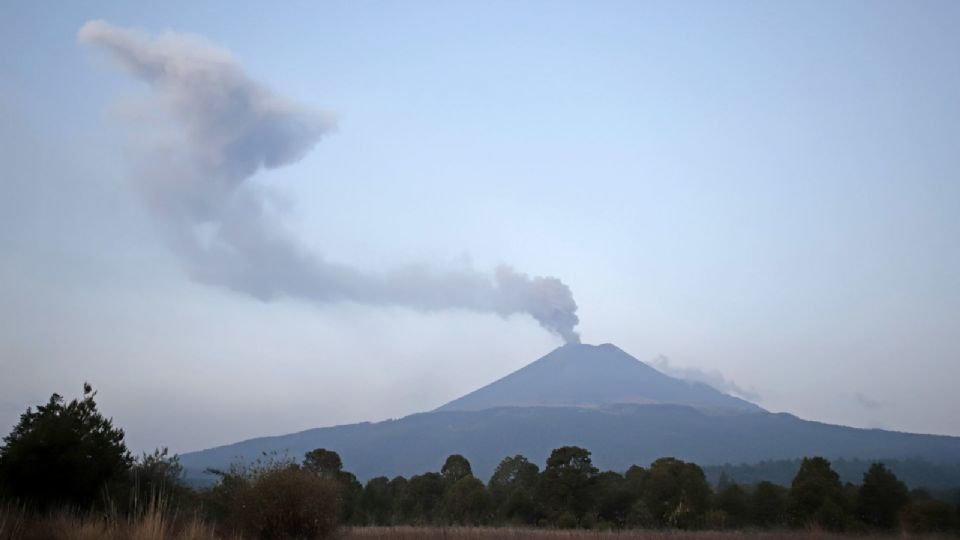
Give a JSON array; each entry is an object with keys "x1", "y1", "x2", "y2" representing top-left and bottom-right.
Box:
[{"x1": 1, "y1": 1, "x2": 958, "y2": 455}]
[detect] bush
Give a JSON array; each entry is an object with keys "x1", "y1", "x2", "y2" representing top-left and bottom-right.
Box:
[
  {"x1": 556, "y1": 511, "x2": 577, "y2": 529},
  {"x1": 211, "y1": 458, "x2": 340, "y2": 540},
  {"x1": 241, "y1": 465, "x2": 339, "y2": 539},
  {"x1": 129, "y1": 447, "x2": 192, "y2": 510},
  {"x1": 902, "y1": 498, "x2": 959, "y2": 533}
]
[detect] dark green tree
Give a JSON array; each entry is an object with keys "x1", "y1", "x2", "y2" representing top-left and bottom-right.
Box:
[
  {"x1": 537, "y1": 446, "x2": 598, "y2": 525},
  {"x1": 0, "y1": 383, "x2": 132, "y2": 508},
  {"x1": 387, "y1": 476, "x2": 409, "y2": 523},
  {"x1": 338, "y1": 470, "x2": 364, "y2": 524},
  {"x1": 303, "y1": 448, "x2": 343, "y2": 477},
  {"x1": 623, "y1": 465, "x2": 652, "y2": 528},
  {"x1": 788, "y1": 456, "x2": 848, "y2": 530},
  {"x1": 303, "y1": 448, "x2": 362, "y2": 524},
  {"x1": 488, "y1": 454, "x2": 540, "y2": 523},
  {"x1": 442, "y1": 476, "x2": 490, "y2": 525},
  {"x1": 130, "y1": 447, "x2": 188, "y2": 507},
  {"x1": 624, "y1": 464, "x2": 648, "y2": 494},
  {"x1": 855, "y1": 463, "x2": 908, "y2": 530},
  {"x1": 502, "y1": 486, "x2": 539, "y2": 525},
  {"x1": 750, "y1": 481, "x2": 788, "y2": 527},
  {"x1": 643, "y1": 457, "x2": 711, "y2": 528},
  {"x1": 441, "y1": 454, "x2": 473, "y2": 484},
  {"x1": 402, "y1": 472, "x2": 445, "y2": 524},
  {"x1": 594, "y1": 470, "x2": 634, "y2": 528},
  {"x1": 714, "y1": 481, "x2": 749, "y2": 528},
  {"x1": 361, "y1": 476, "x2": 393, "y2": 525}
]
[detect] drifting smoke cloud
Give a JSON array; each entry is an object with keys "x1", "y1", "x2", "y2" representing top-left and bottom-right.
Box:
[
  {"x1": 78, "y1": 20, "x2": 580, "y2": 344},
  {"x1": 652, "y1": 355, "x2": 760, "y2": 402}
]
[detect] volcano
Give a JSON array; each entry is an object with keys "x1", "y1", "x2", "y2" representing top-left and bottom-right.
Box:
[
  {"x1": 438, "y1": 343, "x2": 762, "y2": 413},
  {"x1": 180, "y1": 343, "x2": 960, "y2": 484}
]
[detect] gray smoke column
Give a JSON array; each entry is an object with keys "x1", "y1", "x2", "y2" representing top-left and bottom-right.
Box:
[{"x1": 78, "y1": 20, "x2": 580, "y2": 344}]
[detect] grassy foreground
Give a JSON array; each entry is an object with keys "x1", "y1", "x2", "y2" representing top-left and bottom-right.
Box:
[
  {"x1": 3, "y1": 512, "x2": 955, "y2": 540},
  {"x1": 0, "y1": 502, "x2": 222, "y2": 540},
  {"x1": 343, "y1": 527, "x2": 952, "y2": 540}
]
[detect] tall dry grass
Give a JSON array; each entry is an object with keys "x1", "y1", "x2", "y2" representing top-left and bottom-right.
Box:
[
  {"x1": 342, "y1": 527, "x2": 953, "y2": 540},
  {"x1": 2, "y1": 513, "x2": 953, "y2": 540},
  {"x1": 0, "y1": 498, "x2": 224, "y2": 540}
]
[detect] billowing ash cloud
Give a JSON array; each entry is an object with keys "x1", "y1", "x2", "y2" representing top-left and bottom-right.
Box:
[{"x1": 78, "y1": 21, "x2": 580, "y2": 343}]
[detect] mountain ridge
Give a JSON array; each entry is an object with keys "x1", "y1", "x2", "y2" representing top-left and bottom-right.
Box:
[
  {"x1": 180, "y1": 402, "x2": 960, "y2": 485},
  {"x1": 179, "y1": 342, "x2": 960, "y2": 485}
]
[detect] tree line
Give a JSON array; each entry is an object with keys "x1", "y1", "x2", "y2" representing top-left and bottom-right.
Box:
[
  {"x1": 2, "y1": 385, "x2": 959, "y2": 539},
  {"x1": 316, "y1": 447, "x2": 958, "y2": 533},
  {"x1": 702, "y1": 457, "x2": 960, "y2": 494}
]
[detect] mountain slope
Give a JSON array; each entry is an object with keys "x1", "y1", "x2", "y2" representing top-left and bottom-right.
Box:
[
  {"x1": 437, "y1": 343, "x2": 762, "y2": 413},
  {"x1": 179, "y1": 343, "x2": 960, "y2": 486},
  {"x1": 180, "y1": 404, "x2": 960, "y2": 484}
]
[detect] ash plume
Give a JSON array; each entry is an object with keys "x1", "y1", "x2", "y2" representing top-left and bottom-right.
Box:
[
  {"x1": 652, "y1": 355, "x2": 759, "y2": 401},
  {"x1": 78, "y1": 20, "x2": 580, "y2": 343}
]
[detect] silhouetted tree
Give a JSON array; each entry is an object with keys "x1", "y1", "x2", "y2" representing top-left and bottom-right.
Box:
[
  {"x1": 304, "y1": 448, "x2": 343, "y2": 476},
  {"x1": 714, "y1": 481, "x2": 749, "y2": 528},
  {"x1": 594, "y1": 470, "x2": 633, "y2": 528},
  {"x1": 537, "y1": 446, "x2": 598, "y2": 525},
  {"x1": 442, "y1": 476, "x2": 490, "y2": 525},
  {"x1": 303, "y1": 448, "x2": 362, "y2": 523},
  {"x1": 788, "y1": 456, "x2": 848, "y2": 530},
  {"x1": 441, "y1": 454, "x2": 473, "y2": 484},
  {"x1": 387, "y1": 476, "x2": 409, "y2": 523},
  {"x1": 0, "y1": 383, "x2": 132, "y2": 509},
  {"x1": 623, "y1": 465, "x2": 653, "y2": 528},
  {"x1": 403, "y1": 472, "x2": 445, "y2": 523},
  {"x1": 750, "y1": 480, "x2": 788, "y2": 527},
  {"x1": 362, "y1": 476, "x2": 393, "y2": 525},
  {"x1": 129, "y1": 447, "x2": 188, "y2": 508},
  {"x1": 624, "y1": 464, "x2": 648, "y2": 494},
  {"x1": 855, "y1": 463, "x2": 908, "y2": 530},
  {"x1": 643, "y1": 457, "x2": 711, "y2": 528},
  {"x1": 488, "y1": 454, "x2": 540, "y2": 523},
  {"x1": 338, "y1": 470, "x2": 364, "y2": 524}
]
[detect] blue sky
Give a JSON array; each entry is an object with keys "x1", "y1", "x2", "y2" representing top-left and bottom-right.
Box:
[{"x1": 1, "y1": 1, "x2": 958, "y2": 453}]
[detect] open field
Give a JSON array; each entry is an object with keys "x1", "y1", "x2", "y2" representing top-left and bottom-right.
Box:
[
  {"x1": 4, "y1": 516, "x2": 958, "y2": 540},
  {"x1": 0, "y1": 508, "x2": 217, "y2": 540},
  {"x1": 343, "y1": 527, "x2": 955, "y2": 540}
]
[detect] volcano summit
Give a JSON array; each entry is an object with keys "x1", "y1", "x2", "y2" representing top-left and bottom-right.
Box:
[{"x1": 438, "y1": 343, "x2": 761, "y2": 413}]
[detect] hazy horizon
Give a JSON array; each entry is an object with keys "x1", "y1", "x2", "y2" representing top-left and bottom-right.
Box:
[{"x1": 2, "y1": 1, "x2": 958, "y2": 454}]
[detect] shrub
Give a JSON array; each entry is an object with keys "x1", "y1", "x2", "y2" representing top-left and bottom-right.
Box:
[
  {"x1": 239, "y1": 465, "x2": 340, "y2": 539},
  {"x1": 556, "y1": 511, "x2": 577, "y2": 529},
  {"x1": 211, "y1": 457, "x2": 340, "y2": 540},
  {"x1": 901, "y1": 498, "x2": 959, "y2": 533},
  {"x1": 129, "y1": 447, "x2": 192, "y2": 511}
]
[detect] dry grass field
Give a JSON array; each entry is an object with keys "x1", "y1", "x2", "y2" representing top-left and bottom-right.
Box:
[
  {"x1": 0, "y1": 502, "x2": 218, "y2": 540},
  {"x1": 342, "y1": 527, "x2": 952, "y2": 540},
  {"x1": 3, "y1": 509, "x2": 954, "y2": 540}
]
